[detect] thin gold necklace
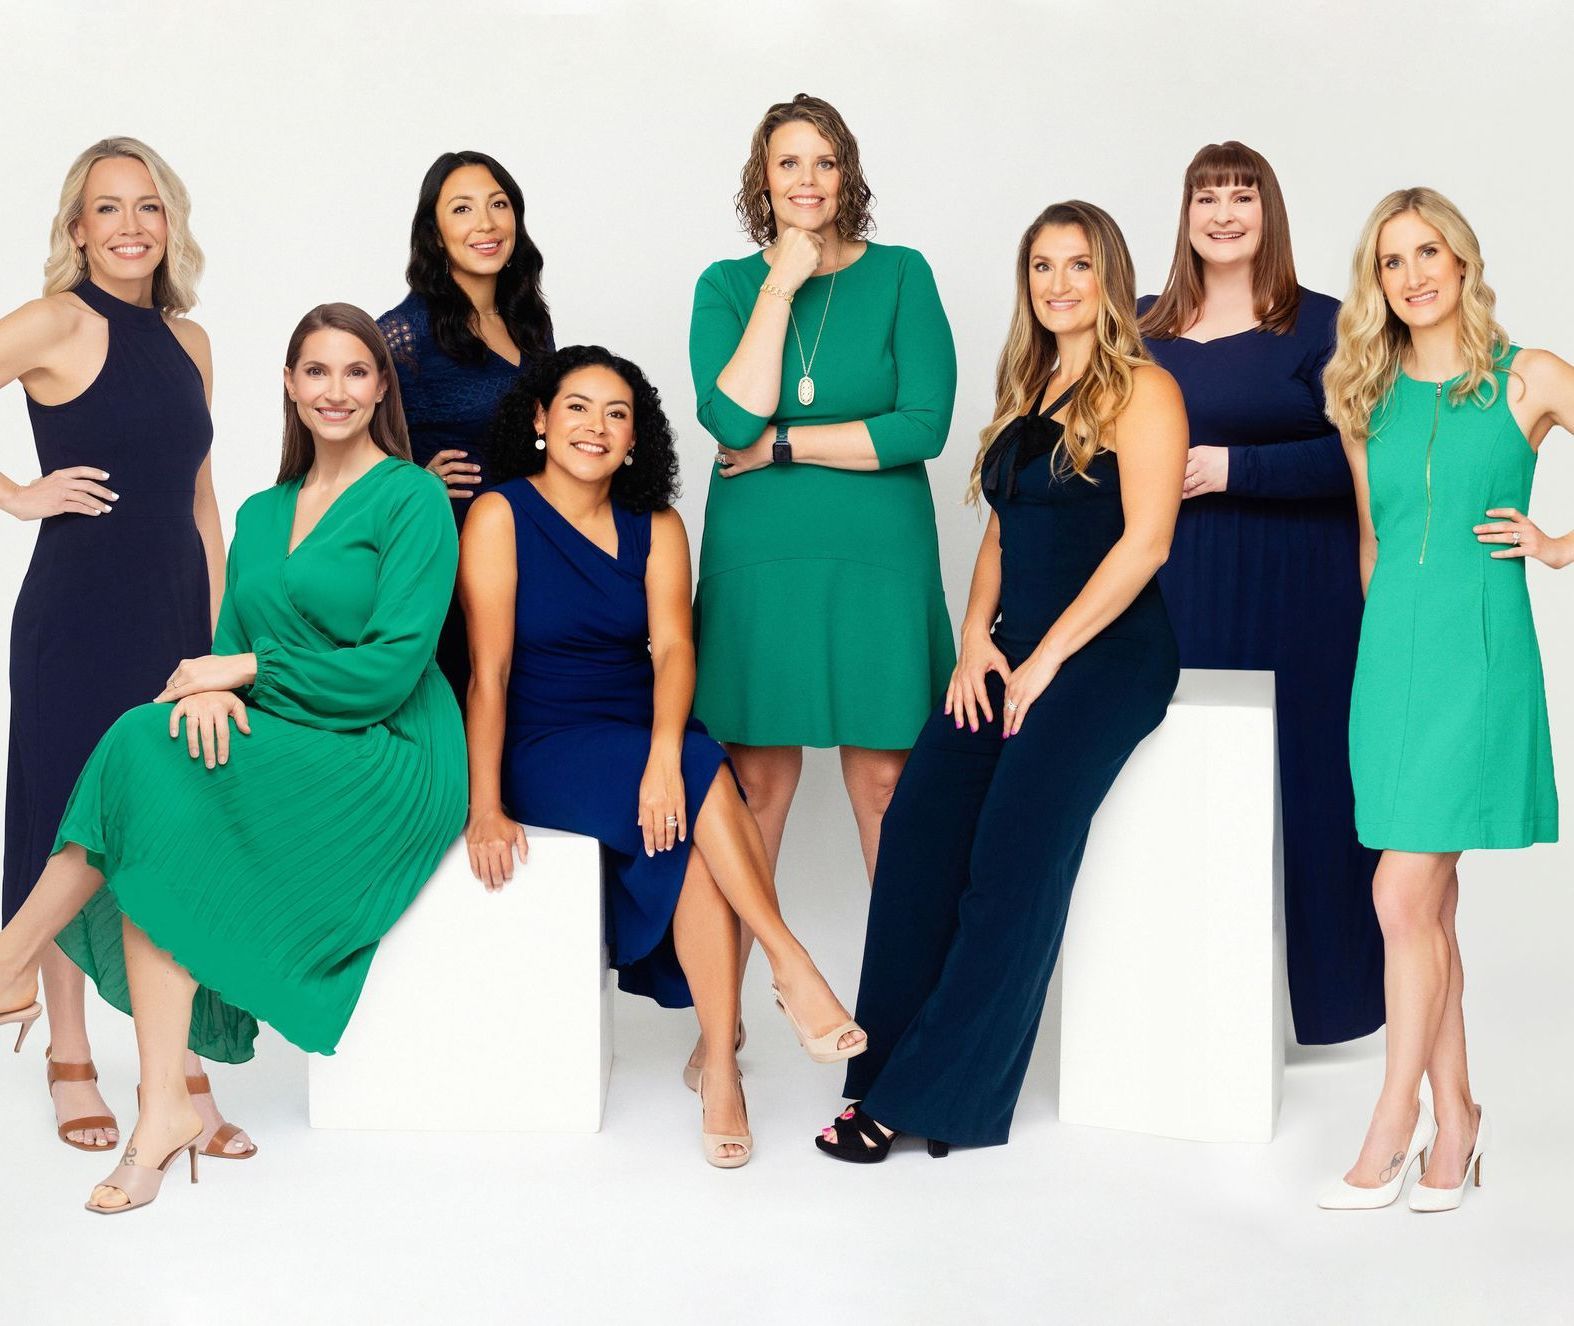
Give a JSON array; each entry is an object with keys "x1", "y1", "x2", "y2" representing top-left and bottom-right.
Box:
[{"x1": 789, "y1": 247, "x2": 838, "y2": 407}]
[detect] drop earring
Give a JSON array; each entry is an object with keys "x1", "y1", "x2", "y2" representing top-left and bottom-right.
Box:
[
  {"x1": 623, "y1": 451, "x2": 634, "y2": 467},
  {"x1": 534, "y1": 436, "x2": 546, "y2": 451}
]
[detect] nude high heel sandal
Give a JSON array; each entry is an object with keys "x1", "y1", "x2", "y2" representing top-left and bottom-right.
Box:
[
  {"x1": 1, "y1": 1000, "x2": 42, "y2": 1053},
  {"x1": 1409, "y1": 1107, "x2": 1490, "y2": 1213},
  {"x1": 683, "y1": 1021, "x2": 746, "y2": 1094},
  {"x1": 698, "y1": 1072, "x2": 752, "y2": 1170},
  {"x1": 1318, "y1": 1101, "x2": 1436, "y2": 1210},
  {"x1": 47, "y1": 1046, "x2": 119, "y2": 1151},
  {"x1": 771, "y1": 984, "x2": 867, "y2": 1065},
  {"x1": 85, "y1": 1130, "x2": 202, "y2": 1215}
]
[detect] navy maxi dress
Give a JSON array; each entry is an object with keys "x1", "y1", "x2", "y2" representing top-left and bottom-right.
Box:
[
  {"x1": 3, "y1": 280, "x2": 211, "y2": 923},
  {"x1": 1140, "y1": 289, "x2": 1384, "y2": 1045},
  {"x1": 377, "y1": 294, "x2": 551, "y2": 705},
  {"x1": 845, "y1": 389, "x2": 1179, "y2": 1147},
  {"x1": 494, "y1": 478, "x2": 732, "y2": 1007}
]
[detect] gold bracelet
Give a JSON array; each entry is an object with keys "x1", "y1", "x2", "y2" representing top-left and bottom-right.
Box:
[{"x1": 759, "y1": 281, "x2": 794, "y2": 305}]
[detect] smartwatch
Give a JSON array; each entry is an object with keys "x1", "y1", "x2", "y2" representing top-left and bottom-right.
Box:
[{"x1": 772, "y1": 423, "x2": 793, "y2": 465}]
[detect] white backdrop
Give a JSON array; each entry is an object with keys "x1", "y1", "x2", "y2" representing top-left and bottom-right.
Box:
[{"x1": 1, "y1": 3, "x2": 1571, "y2": 1323}]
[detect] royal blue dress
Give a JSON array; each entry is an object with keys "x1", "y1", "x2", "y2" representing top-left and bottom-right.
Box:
[
  {"x1": 1140, "y1": 288, "x2": 1383, "y2": 1046},
  {"x1": 3, "y1": 280, "x2": 212, "y2": 923},
  {"x1": 494, "y1": 479, "x2": 732, "y2": 1008},
  {"x1": 377, "y1": 294, "x2": 550, "y2": 703}
]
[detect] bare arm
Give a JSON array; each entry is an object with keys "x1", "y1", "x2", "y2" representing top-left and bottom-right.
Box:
[
  {"x1": 1002, "y1": 367, "x2": 1188, "y2": 736},
  {"x1": 1343, "y1": 431, "x2": 1378, "y2": 596},
  {"x1": 170, "y1": 318, "x2": 226, "y2": 629},
  {"x1": 638, "y1": 508, "x2": 698, "y2": 856},
  {"x1": 458, "y1": 492, "x2": 528, "y2": 888},
  {"x1": 1474, "y1": 348, "x2": 1574, "y2": 568},
  {"x1": 944, "y1": 510, "x2": 1011, "y2": 732},
  {"x1": 0, "y1": 297, "x2": 116, "y2": 519}
]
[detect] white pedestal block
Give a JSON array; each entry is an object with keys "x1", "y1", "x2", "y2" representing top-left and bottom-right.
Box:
[
  {"x1": 1057, "y1": 669, "x2": 1284, "y2": 1143},
  {"x1": 308, "y1": 828, "x2": 611, "y2": 1132}
]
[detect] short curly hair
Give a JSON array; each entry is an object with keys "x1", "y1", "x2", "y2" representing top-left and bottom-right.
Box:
[
  {"x1": 487, "y1": 345, "x2": 681, "y2": 513},
  {"x1": 735, "y1": 93, "x2": 875, "y2": 248}
]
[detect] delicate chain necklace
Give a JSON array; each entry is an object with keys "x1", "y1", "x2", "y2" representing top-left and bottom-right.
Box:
[{"x1": 788, "y1": 256, "x2": 837, "y2": 407}]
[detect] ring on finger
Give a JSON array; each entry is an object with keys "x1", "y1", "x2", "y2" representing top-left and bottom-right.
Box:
[
  {"x1": 1513, "y1": 530, "x2": 1521, "y2": 545},
  {"x1": 1004, "y1": 699, "x2": 1019, "y2": 712},
  {"x1": 664, "y1": 815, "x2": 678, "y2": 827}
]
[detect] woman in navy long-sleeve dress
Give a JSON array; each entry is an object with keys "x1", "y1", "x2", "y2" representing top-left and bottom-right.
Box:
[
  {"x1": 378, "y1": 150, "x2": 552, "y2": 707},
  {"x1": 1139, "y1": 141, "x2": 1382, "y2": 1045}
]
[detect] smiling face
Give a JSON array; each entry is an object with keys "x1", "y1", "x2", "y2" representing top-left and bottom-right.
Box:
[
  {"x1": 1377, "y1": 210, "x2": 1465, "y2": 332},
  {"x1": 1187, "y1": 179, "x2": 1262, "y2": 269},
  {"x1": 284, "y1": 328, "x2": 386, "y2": 446},
  {"x1": 533, "y1": 365, "x2": 636, "y2": 482},
  {"x1": 436, "y1": 163, "x2": 516, "y2": 278},
  {"x1": 765, "y1": 120, "x2": 842, "y2": 237},
  {"x1": 70, "y1": 155, "x2": 168, "y2": 288},
  {"x1": 1028, "y1": 224, "x2": 1100, "y2": 337}
]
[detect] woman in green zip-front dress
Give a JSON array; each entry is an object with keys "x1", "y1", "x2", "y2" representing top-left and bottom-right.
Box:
[
  {"x1": 0, "y1": 303, "x2": 464, "y2": 1214},
  {"x1": 1318, "y1": 189, "x2": 1573, "y2": 1215},
  {"x1": 689, "y1": 91, "x2": 955, "y2": 895}
]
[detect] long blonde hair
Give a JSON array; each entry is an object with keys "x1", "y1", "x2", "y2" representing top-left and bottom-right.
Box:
[
  {"x1": 968, "y1": 201, "x2": 1151, "y2": 504},
  {"x1": 43, "y1": 137, "x2": 203, "y2": 315},
  {"x1": 1324, "y1": 187, "x2": 1508, "y2": 443}
]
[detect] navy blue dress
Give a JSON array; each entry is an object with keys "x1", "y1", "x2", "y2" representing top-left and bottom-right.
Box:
[
  {"x1": 3, "y1": 280, "x2": 212, "y2": 922},
  {"x1": 1140, "y1": 289, "x2": 1383, "y2": 1046},
  {"x1": 495, "y1": 479, "x2": 732, "y2": 1008},
  {"x1": 845, "y1": 390, "x2": 1179, "y2": 1147},
  {"x1": 377, "y1": 294, "x2": 550, "y2": 703}
]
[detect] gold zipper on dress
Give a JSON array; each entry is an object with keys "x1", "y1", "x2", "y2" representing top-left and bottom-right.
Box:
[{"x1": 1418, "y1": 381, "x2": 1442, "y2": 565}]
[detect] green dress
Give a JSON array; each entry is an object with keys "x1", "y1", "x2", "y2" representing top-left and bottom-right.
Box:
[
  {"x1": 1350, "y1": 347, "x2": 1558, "y2": 850},
  {"x1": 689, "y1": 241, "x2": 957, "y2": 749},
  {"x1": 53, "y1": 457, "x2": 466, "y2": 1062}
]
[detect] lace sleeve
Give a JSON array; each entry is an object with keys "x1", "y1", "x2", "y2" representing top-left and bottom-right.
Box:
[{"x1": 377, "y1": 311, "x2": 418, "y2": 371}]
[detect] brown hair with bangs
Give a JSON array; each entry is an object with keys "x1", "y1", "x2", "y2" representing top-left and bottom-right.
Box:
[
  {"x1": 278, "y1": 303, "x2": 412, "y2": 483},
  {"x1": 1139, "y1": 140, "x2": 1300, "y2": 340},
  {"x1": 734, "y1": 93, "x2": 875, "y2": 247}
]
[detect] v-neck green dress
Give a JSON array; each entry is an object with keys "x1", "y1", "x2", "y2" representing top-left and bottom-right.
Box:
[{"x1": 53, "y1": 457, "x2": 465, "y2": 1062}]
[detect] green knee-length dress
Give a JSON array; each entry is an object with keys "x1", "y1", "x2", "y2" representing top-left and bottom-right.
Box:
[
  {"x1": 1350, "y1": 347, "x2": 1558, "y2": 850},
  {"x1": 689, "y1": 242, "x2": 957, "y2": 749},
  {"x1": 53, "y1": 457, "x2": 466, "y2": 1062}
]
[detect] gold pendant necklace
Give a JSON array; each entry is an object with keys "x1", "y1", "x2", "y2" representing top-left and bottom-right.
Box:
[{"x1": 789, "y1": 266, "x2": 836, "y2": 407}]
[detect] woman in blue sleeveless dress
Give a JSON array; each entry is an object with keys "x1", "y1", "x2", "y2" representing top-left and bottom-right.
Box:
[
  {"x1": 0, "y1": 139, "x2": 251, "y2": 1159},
  {"x1": 816, "y1": 203, "x2": 1186, "y2": 1160},
  {"x1": 378, "y1": 150, "x2": 552, "y2": 707},
  {"x1": 459, "y1": 346, "x2": 866, "y2": 1168}
]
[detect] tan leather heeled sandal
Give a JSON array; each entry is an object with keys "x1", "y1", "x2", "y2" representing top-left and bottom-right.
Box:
[
  {"x1": 46, "y1": 1048, "x2": 119, "y2": 1152},
  {"x1": 85, "y1": 1130, "x2": 202, "y2": 1215},
  {"x1": 771, "y1": 984, "x2": 867, "y2": 1065},
  {"x1": 698, "y1": 1071, "x2": 752, "y2": 1170},
  {"x1": 682, "y1": 1020, "x2": 746, "y2": 1094},
  {"x1": 138, "y1": 1074, "x2": 258, "y2": 1160}
]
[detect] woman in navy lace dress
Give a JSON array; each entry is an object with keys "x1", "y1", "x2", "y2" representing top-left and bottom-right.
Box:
[{"x1": 379, "y1": 150, "x2": 553, "y2": 705}]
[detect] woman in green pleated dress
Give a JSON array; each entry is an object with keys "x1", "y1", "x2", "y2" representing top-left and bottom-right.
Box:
[
  {"x1": 1318, "y1": 190, "x2": 1573, "y2": 1214},
  {"x1": 687, "y1": 94, "x2": 956, "y2": 1072},
  {"x1": 0, "y1": 303, "x2": 465, "y2": 1213}
]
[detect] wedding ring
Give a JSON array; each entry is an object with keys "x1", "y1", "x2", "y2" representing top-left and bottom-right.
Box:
[
  {"x1": 1004, "y1": 700, "x2": 1019, "y2": 712},
  {"x1": 664, "y1": 815, "x2": 679, "y2": 827},
  {"x1": 1513, "y1": 531, "x2": 1522, "y2": 545}
]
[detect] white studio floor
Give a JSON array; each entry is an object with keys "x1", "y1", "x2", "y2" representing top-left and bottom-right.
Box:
[{"x1": 0, "y1": 790, "x2": 1568, "y2": 1326}]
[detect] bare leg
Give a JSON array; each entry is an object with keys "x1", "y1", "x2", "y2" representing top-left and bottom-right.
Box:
[
  {"x1": 183, "y1": 1049, "x2": 256, "y2": 1156},
  {"x1": 691, "y1": 770, "x2": 862, "y2": 1051},
  {"x1": 42, "y1": 947, "x2": 119, "y2": 1148},
  {"x1": 1417, "y1": 869, "x2": 1479, "y2": 1188},
  {"x1": 1344, "y1": 849, "x2": 1458, "y2": 1186},
  {"x1": 686, "y1": 744, "x2": 801, "y2": 1077},
  {"x1": 672, "y1": 850, "x2": 747, "y2": 1160},
  {"x1": 87, "y1": 917, "x2": 202, "y2": 1211},
  {"x1": 838, "y1": 745, "x2": 908, "y2": 883},
  {"x1": 0, "y1": 845, "x2": 106, "y2": 1011}
]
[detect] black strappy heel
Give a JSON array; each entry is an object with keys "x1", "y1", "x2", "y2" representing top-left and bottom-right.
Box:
[{"x1": 815, "y1": 1102, "x2": 950, "y2": 1163}]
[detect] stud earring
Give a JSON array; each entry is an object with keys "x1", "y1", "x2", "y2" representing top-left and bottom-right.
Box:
[{"x1": 534, "y1": 436, "x2": 546, "y2": 451}]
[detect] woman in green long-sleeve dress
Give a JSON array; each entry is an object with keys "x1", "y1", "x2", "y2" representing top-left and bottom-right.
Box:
[
  {"x1": 0, "y1": 303, "x2": 465, "y2": 1214},
  {"x1": 689, "y1": 95, "x2": 956, "y2": 940}
]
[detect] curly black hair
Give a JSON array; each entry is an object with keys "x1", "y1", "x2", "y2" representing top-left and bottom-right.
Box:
[
  {"x1": 407, "y1": 150, "x2": 552, "y2": 363},
  {"x1": 487, "y1": 346, "x2": 681, "y2": 513}
]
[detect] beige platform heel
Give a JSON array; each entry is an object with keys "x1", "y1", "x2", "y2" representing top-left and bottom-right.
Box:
[
  {"x1": 771, "y1": 984, "x2": 867, "y2": 1064},
  {"x1": 682, "y1": 1020, "x2": 746, "y2": 1094},
  {"x1": 698, "y1": 1072, "x2": 752, "y2": 1170}
]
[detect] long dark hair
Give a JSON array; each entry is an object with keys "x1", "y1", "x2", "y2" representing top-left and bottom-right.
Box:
[
  {"x1": 1140, "y1": 140, "x2": 1301, "y2": 340},
  {"x1": 488, "y1": 346, "x2": 680, "y2": 513},
  {"x1": 406, "y1": 150, "x2": 551, "y2": 363},
  {"x1": 278, "y1": 304, "x2": 412, "y2": 482}
]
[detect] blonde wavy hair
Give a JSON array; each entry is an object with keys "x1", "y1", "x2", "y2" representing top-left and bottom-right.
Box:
[
  {"x1": 1324, "y1": 187, "x2": 1508, "y2": 443},
  {"x1": 43, "y1": 137, "x2": 203, "y2": 315},
  {"x1": 967, "y1": 201, "x2": 1151, "y2": 504}
]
